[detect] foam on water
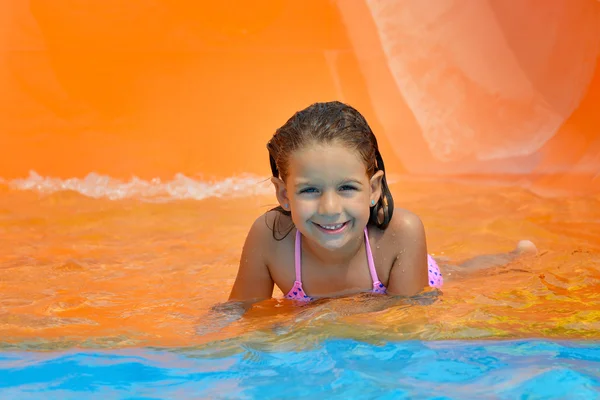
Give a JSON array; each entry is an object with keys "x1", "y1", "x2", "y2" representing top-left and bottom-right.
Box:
[{"x1": 1, "y1": 171, "x2": 273, "y2": 201}]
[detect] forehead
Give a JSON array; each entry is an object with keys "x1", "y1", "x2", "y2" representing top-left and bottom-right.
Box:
[{"x1": 287, "y1": 143, "x2": 368, "y2": 182}]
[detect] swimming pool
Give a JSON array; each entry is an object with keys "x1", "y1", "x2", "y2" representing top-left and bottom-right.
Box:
[
  {"x1": 1, "y1": 176, "x2": 599, "y2": 398},
  {"x1": 3, "y1": 1, "x2": 600, "y2": 397},
  {"x1": 1, "y1": 339, "x2": 599, "y2": 398}
]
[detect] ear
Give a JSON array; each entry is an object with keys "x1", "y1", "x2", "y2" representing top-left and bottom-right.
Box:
[
  {"x1": 369, "y1": 170, "x2": 384, "y2": 204},
  {"x1": 271, "y1": 176, "x2": 291, "y2": 210}
]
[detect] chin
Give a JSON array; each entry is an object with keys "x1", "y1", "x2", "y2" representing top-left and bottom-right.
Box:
[
  {"x1": 318, "y1": 237, "x2": 349, "y2": 250},
  {"x1": 309, "y1": 222, "x2": 362, "y2": 249}
]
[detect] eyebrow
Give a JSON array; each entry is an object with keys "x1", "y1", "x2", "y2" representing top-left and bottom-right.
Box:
[{"x1": 294, "y1": 179, "x2": 364, "y2": 188}]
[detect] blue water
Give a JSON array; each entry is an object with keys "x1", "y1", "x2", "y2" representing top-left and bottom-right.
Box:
[{"x1": 1, "y1": 339, "x2": 599, "y2": 399}]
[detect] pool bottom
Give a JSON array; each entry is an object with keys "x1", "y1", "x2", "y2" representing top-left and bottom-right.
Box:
[{"x1": 0, "y1": 339, "x2": 598, "y2": 399}]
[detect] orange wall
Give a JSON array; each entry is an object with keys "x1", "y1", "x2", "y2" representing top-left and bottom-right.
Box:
[{"x1": 2, "y1": 1, "x2": 600, "y2": 194}]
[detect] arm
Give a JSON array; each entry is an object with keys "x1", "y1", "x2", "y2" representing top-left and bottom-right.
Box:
[
  {"x1": 386, "y1": 211, "x2": 429, "y2": 297},
  {"x1": 195, "y1": 216, "x2": 274, "y2": 336},
  {"x1": 228, "y1": 214, "x2": 275, "y2": 302}
]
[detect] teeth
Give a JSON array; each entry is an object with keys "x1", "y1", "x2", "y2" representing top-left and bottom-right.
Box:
[{"x1": 321, "y1": 223, "x2": 344, "y2": 230}]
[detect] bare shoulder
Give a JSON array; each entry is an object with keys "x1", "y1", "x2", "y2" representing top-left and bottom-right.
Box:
[
  {"x1": 244, "y1": 210, "x2": 293, "y2": 250},
  {"x1": 249, "y1": 210, "x2": 275, "y2": 240},
  {"x1": 381, "y1": 208, "x2": 427, "y2": 252},
  {"x1": 228, "y1": 209, "x2": 292, "y2": 301},
  {"x1": 383, "y1": 208, "x2": 429, "y2": 296},
  {"x1": 261, "y1": 209, "x2": 294, "y2": 241},
  {"x1": 245, "y1": 209, "x2": 298, "y2": 272}
]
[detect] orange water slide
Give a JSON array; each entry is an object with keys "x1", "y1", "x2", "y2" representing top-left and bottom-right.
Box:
[{"x1": 2, "y1": 1, "x2": 599, "y2": 194}]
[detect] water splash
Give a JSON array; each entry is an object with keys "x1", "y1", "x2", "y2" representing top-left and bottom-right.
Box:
[{"x1": 2, "y1": 171, "x2": 273, "y2": 201}]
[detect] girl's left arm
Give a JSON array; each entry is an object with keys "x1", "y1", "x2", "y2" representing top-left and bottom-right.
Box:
[{"x1": 385, "y1": 211, "x2": 429, "y2": 297}]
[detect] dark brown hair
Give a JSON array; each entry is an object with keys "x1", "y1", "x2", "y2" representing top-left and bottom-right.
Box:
[{"x1": 266, "y1": 101, "x2": 394, "y2": 238}]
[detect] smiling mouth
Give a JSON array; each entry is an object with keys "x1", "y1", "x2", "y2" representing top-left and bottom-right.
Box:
[{"x1": 313, "y1": 221, "x2": 350, "y2": 234}]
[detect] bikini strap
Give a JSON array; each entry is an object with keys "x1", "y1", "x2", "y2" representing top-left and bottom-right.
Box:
[
  {"x1": 363, "y1": 226, "x2": 381, "y2": 285},
  {"x1": 294, "y1": 229, "x2": 302, "y2": 282},
  {"x1": 295, "y1": 228, "x2": 378, "y2": 286}
]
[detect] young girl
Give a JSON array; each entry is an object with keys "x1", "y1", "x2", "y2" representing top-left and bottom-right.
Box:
[{"x1": 228, "y1": 101, "x2": 534, "y2": 304}]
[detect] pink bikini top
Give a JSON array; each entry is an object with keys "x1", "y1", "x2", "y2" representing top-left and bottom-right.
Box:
[{"x1": 284, "y1": 227, "x2": 387, "y2": 301}]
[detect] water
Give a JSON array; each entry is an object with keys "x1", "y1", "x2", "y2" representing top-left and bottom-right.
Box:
[
  {"x1": 1, "y1": 174, "x2": 599, "y2": 397},
  {"x1": 0, "y1": 339, "x2": 599, "y2": 399}
]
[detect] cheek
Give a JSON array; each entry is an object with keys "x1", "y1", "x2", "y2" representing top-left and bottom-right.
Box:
[
  {"x1": 290, "y1": 198, "x2": 313, "y2": 217},
  {"x1": 351, "y1": 190, "x2": 371, "y2": 204},
  {"x1": 347, "y1": 196, "x2": 372, "y2": 215}
]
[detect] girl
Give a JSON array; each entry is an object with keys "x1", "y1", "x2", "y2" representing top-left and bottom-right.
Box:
[{"x1": 228, "y1": 101, "x2": 535, "y2": 303}]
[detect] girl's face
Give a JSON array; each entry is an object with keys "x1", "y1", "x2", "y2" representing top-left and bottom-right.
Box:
[{"x1": 274, "y1": 142, "x2": 383, "y2": 251}]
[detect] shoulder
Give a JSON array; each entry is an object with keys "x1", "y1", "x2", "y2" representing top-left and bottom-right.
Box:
[
  {"x1": 371, "y1": 208, "x2": 427, "y2": 259},
  {"x1": 239, "y1": 209, "x2": 296, "y2": 294},
  {"x1": 230, "y1": 210, "x2": 291, "y2": 301},
  {"x1": 381, "y1": 208, "x2": 429, "y2": 296},
  {"x1": 246, "y1": 209, "x2": 294, "y2": 250},
  {"x1": 367, "y1": 207, "x2": 427, "y2": 272},
  {"x1": 386, "y1": 208, "x2": 426, "y2": 243}
]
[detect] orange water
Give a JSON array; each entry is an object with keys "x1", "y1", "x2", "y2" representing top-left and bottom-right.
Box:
[
  {"x1": 2, "y1": 1, "x2": 600, "y2": 350},
  {"x1": 1, "y1": 178, "x2": 598, "y2": 350}
]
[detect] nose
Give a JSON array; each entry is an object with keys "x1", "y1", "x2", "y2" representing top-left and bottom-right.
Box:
[{"x1": 318, "y1": 190, "x2": 342, "y2": 216}]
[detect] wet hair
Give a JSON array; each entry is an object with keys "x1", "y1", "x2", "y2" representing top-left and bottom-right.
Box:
[{"x1": 266, "y1": 101, "x2": 395, "y2": 239}]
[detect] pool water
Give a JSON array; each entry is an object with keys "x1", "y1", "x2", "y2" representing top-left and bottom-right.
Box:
[
  {"x1": 1, "y1": 175, "x2": 599, "y2": 398},
  {"x1": 1, "y1": 339, "x2": 599, "y2": 399}
]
